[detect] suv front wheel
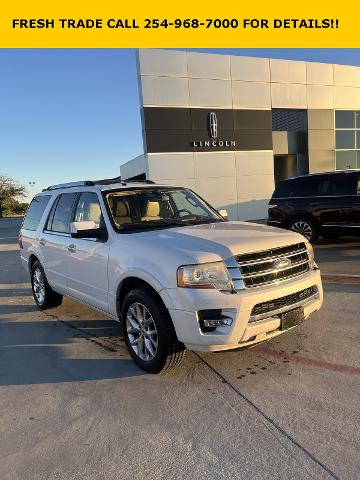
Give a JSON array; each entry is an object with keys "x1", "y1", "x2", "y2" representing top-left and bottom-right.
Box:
[
  {"x1": 289, "y1": 217, "x2": 318, "y2": 243},
  {"x1": 121, "y1": 287, "x2": 186, "y2": 374},
  {"x1": 31, "y1": 261, "x2": 63, "y2": 310}
]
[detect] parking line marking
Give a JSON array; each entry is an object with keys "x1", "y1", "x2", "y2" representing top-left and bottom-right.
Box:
[
  {"x1": 256, "y1": 347, "x2": 360, "y2": 376},
  {"x1": 195, "y1": 352, "x2": 341, "y2": 480}
]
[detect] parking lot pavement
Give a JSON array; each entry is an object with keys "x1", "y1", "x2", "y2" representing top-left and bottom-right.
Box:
[
  {"x1": 1, "y1": 218, "x2": 360, "y2": 480},
  {"x1": 314, "y1": 237, "x2": 360, "y2": 276}
]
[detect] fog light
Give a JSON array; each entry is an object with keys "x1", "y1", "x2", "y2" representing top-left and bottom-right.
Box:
[
  {"x1": 198, "y1": 309, "x2": 234, "y2": 333},
  {"x1": 202, "y1": 317, "x2": 233, "y2": 328}
]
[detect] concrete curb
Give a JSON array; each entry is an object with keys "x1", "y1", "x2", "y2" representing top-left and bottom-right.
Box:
[{"x1": 322, "y1": 274, "x2": 360, "y2": 285}]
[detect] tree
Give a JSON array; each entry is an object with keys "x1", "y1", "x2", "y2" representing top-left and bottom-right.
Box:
[{"x1": 0, "y1": 175, "x2": 26, "y2": 218}]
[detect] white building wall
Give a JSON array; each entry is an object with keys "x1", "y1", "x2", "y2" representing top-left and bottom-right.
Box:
[{"x1": 123, "y1": 50, "x2": 360, "y2": 220}]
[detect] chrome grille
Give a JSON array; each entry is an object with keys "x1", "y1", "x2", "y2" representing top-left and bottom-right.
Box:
[
  {"x1": 228, "y1": 242, "x2": 310, "y2": 289},
  {"x1": 250, "y1": 286, "x2": 318, "y2": 320}
]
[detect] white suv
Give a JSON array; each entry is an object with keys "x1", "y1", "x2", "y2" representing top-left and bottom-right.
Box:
[{"x1": 20, "y1": 180, "x2": 323, "y2": 373}]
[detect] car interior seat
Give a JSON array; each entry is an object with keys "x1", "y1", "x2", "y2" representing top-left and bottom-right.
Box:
[
  {"x1": 141, "y1": 201, "x2": 161, "y2": 221},
  {"x1": 113, "y1": 200, "x2": 132, "y2": 226}
]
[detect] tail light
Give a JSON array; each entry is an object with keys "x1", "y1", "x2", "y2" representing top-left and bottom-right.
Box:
[{"x1": 18, "y1": 232, "x2": 23, "y2": 249}]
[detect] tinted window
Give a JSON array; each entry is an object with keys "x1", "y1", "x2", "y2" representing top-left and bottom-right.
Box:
[
  {"x1": 47, "y1": 193, "x2": 78, "y2": 233},
  {"x1": 274, "y1": 177, "x2": 319, "y2": 198},
  {"x1": 318, "y1": 175, "x2": 356, "y2": 196},
  {"x1": 22, "y1": 195, "x2": 51, "y2": 231},
  {"x1": 74, "y1": 192, "x2": 104, "y2": 228}
]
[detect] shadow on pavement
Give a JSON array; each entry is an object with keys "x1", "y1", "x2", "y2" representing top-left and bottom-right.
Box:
[
  {"x1": 0, "y1": 319, "x2": 141, "y2": 385},
  {"x1": 0, "y1": 288, "x2": 32, "y2": 297}
]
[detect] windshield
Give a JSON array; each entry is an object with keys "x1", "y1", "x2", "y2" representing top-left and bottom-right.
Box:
[{"x1": 106, "y1": 188, "x2": 223, "y2": 231}]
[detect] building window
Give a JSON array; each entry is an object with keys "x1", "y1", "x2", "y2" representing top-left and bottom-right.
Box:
[{"x1": 335, "y1": 110, "x2": 360, "y2": 170}]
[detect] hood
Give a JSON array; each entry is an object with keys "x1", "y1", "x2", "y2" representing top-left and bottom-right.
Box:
[{"x1": 135, "y1": 221, "x2": 306, "y2": 264}]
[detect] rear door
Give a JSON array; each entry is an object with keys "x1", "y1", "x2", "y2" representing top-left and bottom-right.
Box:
[
  {"x1": 65, "y1": 192, "x2": 110, "y2": 313},
  {"x1": 316, "y1": 174, "x2": 357, "y2": 232},
  {"x1": 20, "y1": 194, "x2": 52, "y2": 268},
  {"x1": 40, "y1": 192, "x2": 79, "y2": 293}
]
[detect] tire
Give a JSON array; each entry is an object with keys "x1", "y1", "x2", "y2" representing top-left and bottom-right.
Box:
[
  {"x1": 288, "y1": 217, "x2": 318, "y2": 244},
  {"x1": 121, "y1": 287, "x2": 186, "y2": 374},
  {"x1": 31, "y1": 261, "x2": 63, "y2": 310}
]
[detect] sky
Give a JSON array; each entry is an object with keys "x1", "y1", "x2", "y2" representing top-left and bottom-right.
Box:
[{"x1": 1, "y1": 48, "x2": 360, "y2": 199}]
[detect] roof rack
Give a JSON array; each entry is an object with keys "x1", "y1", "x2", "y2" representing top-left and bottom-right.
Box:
[
  {"x1": 92, "y1": 176, "x2": 123, "y2": 185},
  {"x1": 127, "y1": 180, "x2": 156, "y2": 184},
  {"x1": 92, "y1": 177, "x2": 156, "y2": 186},
  {"x1": 43, "y1": 181, "x2": 94, "y2": 191}
]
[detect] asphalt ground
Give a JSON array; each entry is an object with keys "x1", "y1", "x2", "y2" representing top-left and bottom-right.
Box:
[{"x1": 1, "y1": 217, "x2": 359, "y2": 480}]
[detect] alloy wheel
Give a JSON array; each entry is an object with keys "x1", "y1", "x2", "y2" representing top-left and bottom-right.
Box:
[
  {"x1": 290, "y1": 220, "x2": 313, "y2": 241},
  {"x1": 33, "y1": 268, "x2": 46, "y2": 304},
  {"x1": 126, "y1": 302, "x2": 158, "y2": 361}
]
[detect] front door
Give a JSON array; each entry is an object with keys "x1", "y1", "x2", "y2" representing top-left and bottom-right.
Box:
[{"x1": 66, "y1": 192, "x2": 110, "y2": 313}]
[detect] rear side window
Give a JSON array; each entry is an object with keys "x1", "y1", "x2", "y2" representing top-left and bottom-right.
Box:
[
  {"x1": 273, "y1": 178, "x2": 317, "y2": 198},
  {"x1": 22, "y1": 195, "x2": 51, "y2": 231},
  {"x1": 318, "y1": 175, "x2": 356, "y2": 196},
  {"x1": 46, "y1": 193, "x2": 78, "y2": 233}
]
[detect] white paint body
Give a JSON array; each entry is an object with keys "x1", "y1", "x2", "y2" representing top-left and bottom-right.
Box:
[{"x1": 20, "y1": 183, "x2": 323, "y2": 352}]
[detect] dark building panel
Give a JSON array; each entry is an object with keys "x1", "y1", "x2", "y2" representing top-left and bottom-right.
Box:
[
  {"x1": 145, "y1": 131, "x2": 193, "y2": 153},
  {"x1": 191, "y1": 109, "x2": 234, "y2": 131},
  {"x1": 272, "y1": 109, "x2": 308, "y2": 132},
  {"x1": 235, "y1": 130, "x2": 273, "y2": 151},
  {"x1": 191, "y1": 129, "x2": 235, "y2": 143},
  {"x1": 142, "y1": 107, "x2": 274, "y2": 153},
  {"x1": 233, "y1": 110, "x2": 272, "y2": 130},
  {"x1": 142, "y1": 107, "x2": 191, "y2": 130}
]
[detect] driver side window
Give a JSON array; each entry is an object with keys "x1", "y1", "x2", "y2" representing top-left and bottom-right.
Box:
[{"x1": 74, "y1": 192, "x2": 104, "y2": 228}]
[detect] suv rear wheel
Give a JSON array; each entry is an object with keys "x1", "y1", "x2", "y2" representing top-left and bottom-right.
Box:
[
  {"x1": 31, "y1": 261, "x2": 63, "y2": 310},
  {"x1": 289, "y1": 218, "x2": 318, "y2": 243},
  {"x1": 121, "y1": 287, "x2": 186, "y2": 374}
]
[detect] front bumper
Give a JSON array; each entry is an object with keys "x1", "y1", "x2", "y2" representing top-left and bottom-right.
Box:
[{"x1": 160, "y1": 269, "x2": 323, "y2": 352}]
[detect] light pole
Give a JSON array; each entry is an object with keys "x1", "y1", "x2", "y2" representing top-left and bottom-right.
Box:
[{"x1": 28, "y1": 181, "x2": 36, "y2": 198}]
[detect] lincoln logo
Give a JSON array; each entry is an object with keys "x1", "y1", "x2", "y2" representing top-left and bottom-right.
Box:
[
  {"x1": 191, "y1": 111, "x2": 236, "y2": 148},
  {"x1": 209, "y1": 112, "x2": 218, "y2": 138},
  {"x1": 273, "y1": 257, "x2": 292, "y2": 270}
]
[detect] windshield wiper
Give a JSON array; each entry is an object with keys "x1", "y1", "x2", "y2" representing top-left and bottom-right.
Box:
[
  {"x1": 119, "y1": 220, "x2": 184, "y2": 231},
  {"x1": 180, "y1": 216, "x2": 222, "y2": 224}
]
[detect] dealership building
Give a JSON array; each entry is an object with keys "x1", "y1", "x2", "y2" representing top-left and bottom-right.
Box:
[{"x1": 120, "y1": 49, "x2": 360, "y2": 220}]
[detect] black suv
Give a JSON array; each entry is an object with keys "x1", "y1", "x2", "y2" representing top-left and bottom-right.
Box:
[{"x1": 267, "y1": 170, "x2": 360, "y2": 243}]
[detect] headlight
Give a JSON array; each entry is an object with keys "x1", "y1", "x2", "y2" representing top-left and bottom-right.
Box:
[
  {"x1": 177, "y1": 261, "x2": 234, "y2": 291},
  {"x1": 306, "y1": 242, "x2": 318, "y2": 269}
]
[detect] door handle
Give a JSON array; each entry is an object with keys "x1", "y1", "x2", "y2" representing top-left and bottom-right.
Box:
[
  {"x1": 309, "y1": 202, "x2": 320, "y2": 206},
  {"x1": 39, "y1": 238, "x2": 46, "y2": 246},
  {"x1": 68, "y1": 244, "x2": 76, "y2": 253}
]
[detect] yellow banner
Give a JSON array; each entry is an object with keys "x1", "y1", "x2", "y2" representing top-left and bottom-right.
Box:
[{"x1": 0, "y1": 0, "x2": 351, "y2": 48}]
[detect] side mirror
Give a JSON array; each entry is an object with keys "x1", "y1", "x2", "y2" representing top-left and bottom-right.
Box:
[
  {"x1": 70, "y1": 221, "x2": 107, "y2": 240},
  {"x1": 218, "y1": 209, "x2": 228, "y2": 220}
]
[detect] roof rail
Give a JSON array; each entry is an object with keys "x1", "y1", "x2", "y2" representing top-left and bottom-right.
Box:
[
  {"x1": 43, "y1": 181, "x2": 94, "y2": 191},
  {"x1": 92, "y1": 176, "x2": 123, "y2": 185},
  {"x1": 102, "y1": 177, "x2": 155, "y2": 186},
  {"x1": 130, "y1": 180, "x2": 156, "y2": 184}
]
